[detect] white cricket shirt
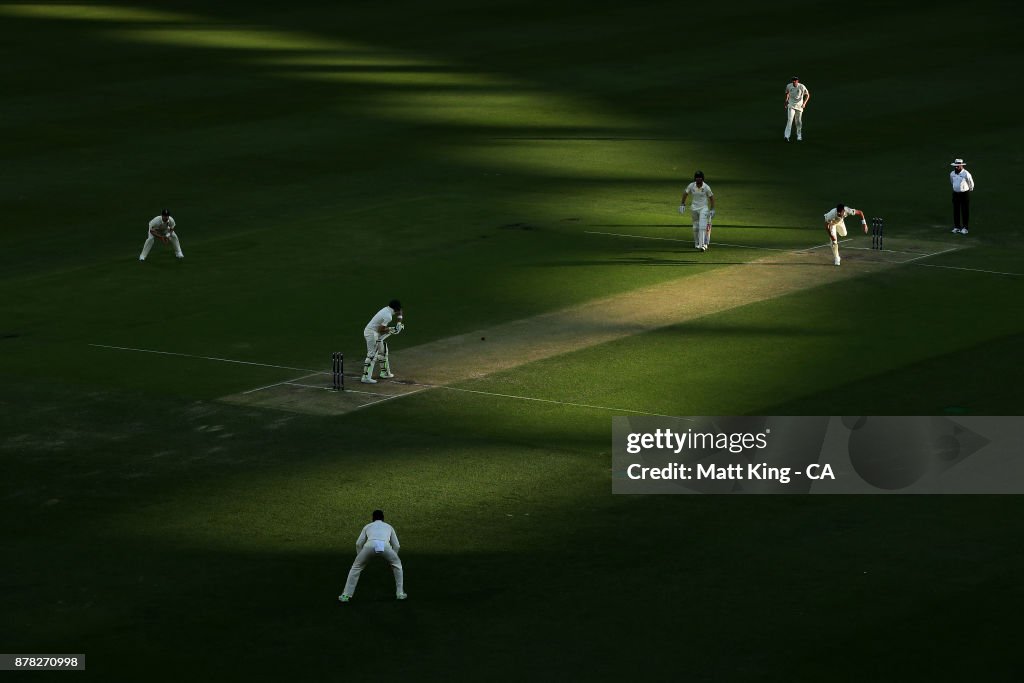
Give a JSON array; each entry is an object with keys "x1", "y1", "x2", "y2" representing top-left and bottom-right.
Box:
[
  {"x1": 950, "y1": 169, "x2": 974, "y2": 192},
  {"x1": 786, "y1": 82, "x2": 809, "y2": 111},
  {"x1": 824, "y1": 206, "x2": 858, "y2": 227},
  {"x1": 364, "y1": 307, "x2": 395, "y2": 336},
  {"x1": 685, "y1": 182, "x2": 714, "y2": 210},
  {"x1": 356, "y1": 521, "x2": 401, "y2": 551},
  {"x1": 148, "y1": 215, "x2": 175, "y2": 235}
]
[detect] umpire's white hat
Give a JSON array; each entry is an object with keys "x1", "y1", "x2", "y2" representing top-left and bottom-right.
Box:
[{"x1": 950, "y1": 158, "x2": 967, "y2": 166}]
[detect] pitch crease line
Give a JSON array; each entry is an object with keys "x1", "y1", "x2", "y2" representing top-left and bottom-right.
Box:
[
  {"x1": 244, "y1": 373, "x2": 322, "y2": 395},
  {"x1": 283, "y1": 381, "x2": 427, "y2": 400},
  {"x1": 899, "y1": 247, "x2": 959, "y2": 264}
]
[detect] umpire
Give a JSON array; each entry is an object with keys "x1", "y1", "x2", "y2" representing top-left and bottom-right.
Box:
[{"x1": 949, "y1": 158, "x2": 975, "y2": 235}]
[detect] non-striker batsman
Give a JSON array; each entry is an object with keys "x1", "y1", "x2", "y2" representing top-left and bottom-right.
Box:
[{"x1": 679, "y1": 171, "x2": 716, "y2": 251}]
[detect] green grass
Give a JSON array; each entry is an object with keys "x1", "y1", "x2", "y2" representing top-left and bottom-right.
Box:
[{"x1": 2, "y1": 0, "x2": 1023, "y2": 680}]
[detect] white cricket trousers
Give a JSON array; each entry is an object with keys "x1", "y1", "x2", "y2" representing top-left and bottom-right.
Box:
[
  {"x1": 343, "y1": 544, "x2": 404, "y2": 596},
  {"x1": 691, "y1": 207, "x2": 710, "y2": 248},
  {"x1": 140, "y1": 229, "x2": 183, "y2": 259},
  {"x1": 784, "y1": 107, "x2": 804, "y2": 139},
  {"x1": 364, "y1": 331, "x2": 387, "y2": 378},
  {"x1": 828, "y1": 222, "x2": 848, "y2": 262},
  {"x1": 827, "y1": 222, "x2": 848, "y2": 241},
  {"x1": 367, "y1": 331, "x2": 391, "y2": 357}
]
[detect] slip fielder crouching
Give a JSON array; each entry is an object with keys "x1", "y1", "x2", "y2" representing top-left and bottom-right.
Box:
[{"x1": 139, "y1": 208, "x2": 184, "y2": 261}]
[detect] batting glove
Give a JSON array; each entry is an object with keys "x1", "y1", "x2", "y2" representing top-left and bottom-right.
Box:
[
  {"x1": 678, "y1": 205, "x2": 686, "y2": 215},
  {"x1": 395, "y1": 322, "x2": 404, "y2": 334},
  {"x1": 709, "y1": 209, "x2": 716, "y2": 219}
]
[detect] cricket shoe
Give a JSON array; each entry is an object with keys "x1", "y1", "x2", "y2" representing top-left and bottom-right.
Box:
[
  {"x1": 360, "y1": 377, "x2": 377, "y2": 384},
  {"x1": 797, "y1": 136, "x2": 802, "y2": 141},
  {"x1": 951, "y1": 227, "x2": 962, "y2": 234},
  {"x1": 960, "y1": 228, "x2": 969, "y2": 235},
  {"x1": 338, "y1": 594, "x2": 351, "y2": 603},
  {"x1": 700, "y1": 245, "x2": 708, "y2": 252},
  {"x1": 396, "y1": 592, "x2": 408, "y2": 600},
  {"x1": 833, "y1": 258, "x2": 841, "y2": 266},
  {"x1": 379, "y1": 371, "x2": 395, "y2": 379}
]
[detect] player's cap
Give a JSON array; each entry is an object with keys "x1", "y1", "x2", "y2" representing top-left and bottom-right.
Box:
[
  {"x1": 693, "y1": 170, "x2": 705, "y2": 179},
  {"x1": 388, "y1": 299, "x2": 402, "y2": 311},
  {"x1": 791, "y1": 76, "x2": 799, "y2": 82},
  {"x1": 161, "y1": 208, "x2": 170, "y2": 217},
  {"x1": 950, "y1": 158, "x2": 966, "y2": 166}
]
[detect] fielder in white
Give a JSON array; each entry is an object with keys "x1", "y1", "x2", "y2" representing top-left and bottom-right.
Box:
[
  {"x1": 361, "y1": 299, "x2": 404, "y2": 384},
  {"x1": 339, "y1": 510, "x2": 406, "y2": 602},
  {"x1": 679, "y1": 170, "x2": 716, "y2": 251},
  {"x1": 784, "y1": 76, "x2": 810, "y2": 142},
  {"x1": 823, "y1": 203, "x2": 867, "y2": 266},
  {"x1": 139, "y1": 209, "x2": 184, "y2": 260}
]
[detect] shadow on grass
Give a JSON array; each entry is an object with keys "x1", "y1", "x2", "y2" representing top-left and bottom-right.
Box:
[{"x1": 4, "y1": 494, "x2": 1022, "y2": 680}]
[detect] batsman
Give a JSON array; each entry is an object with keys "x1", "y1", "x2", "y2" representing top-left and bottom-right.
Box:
[
  {"x1": 361, "y1": 299, "x2": 404, "y2": 384},
  {"x1": 679, "y1": 170, "x2": 716, "y2": 251}
]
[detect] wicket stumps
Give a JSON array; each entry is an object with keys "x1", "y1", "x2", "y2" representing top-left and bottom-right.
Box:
[
  {"x1": 871, "y1": 217, "x2": 884, "y2": 250},
  {"x1": 331, "y1": 352, "x2": 344, "y2": 391}
]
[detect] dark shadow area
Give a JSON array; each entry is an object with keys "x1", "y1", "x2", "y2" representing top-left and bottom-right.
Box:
[{"x1": 3, "y1": 492, "x2": 1022, "y2": 680}]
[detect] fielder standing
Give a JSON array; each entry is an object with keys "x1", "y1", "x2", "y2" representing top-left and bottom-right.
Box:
[
  {"x1": 949, "y1": 158, "x2": 975, "y2": 234},
  {"x1": 784, "y1": 76, "x2": 810, "y2": 142},
  {"x1": 361, "y1": 299, "x2": 403, "y2": 384},
  {"x1": 139, "y1": 209, "x2": 184, "y2": 261},
  {"x1": 824, "y1": 203, "x2": 868, "y2": 266},
  {"x1": 679, "y1": 170, "x2": 716, "y2": 252},
  {"x1": 338, "y1": 510, "x2": 407, "y2": 603}
]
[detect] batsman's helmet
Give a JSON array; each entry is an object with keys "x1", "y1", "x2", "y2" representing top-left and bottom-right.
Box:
[
  {"x1": 694, "y1": 170, "x2": 705, "y2": 180},
  {"x1": 388, "y1": 299, "x2": 402, "y2": 312}
]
